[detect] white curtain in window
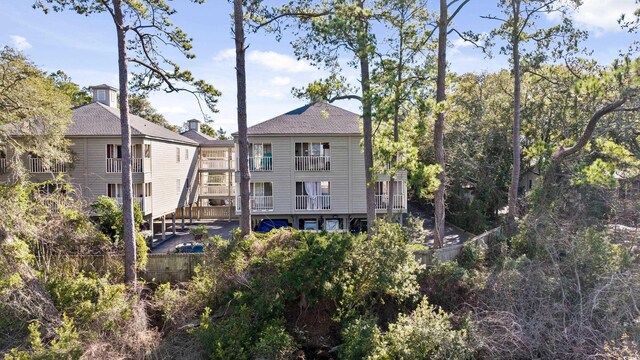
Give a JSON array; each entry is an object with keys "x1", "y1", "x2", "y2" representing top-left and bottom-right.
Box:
[{"x1": 304, "y1": 181, "x2": 320, "y2": 209}]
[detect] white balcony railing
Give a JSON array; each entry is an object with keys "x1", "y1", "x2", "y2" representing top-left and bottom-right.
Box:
[
  {"x1": 29, "y1": 158, "x2": 66, "y2": 173},
  {"x1": 375, "y1": 194, "x2": 406, "y2": 210},
  {"x1": 201, "y1": 158, "x2": 230, "y2": 170},
  {"x1": 295, "y1": 195, "x2": 331, "y2": 210},
  {"x1": 236, "y1": 195, "x2": 274, "y2": 212},
  {"x1": 116, "y1": 196, "x2": 151, "y2": 213},
  {"x1": 295, "y1": 156, "x2": 331, "y2": 171},
  {"x1": 106, "y1": 158, "x2": 143, "y2": 173},
  {"x1": 249, "y1": 157, "x2": 272, "y2": 172},
  {"x1": 0, "y1": 158, "x2": 6, "y2": 173},
  {"x1": 201, "y1": 184, "x2": 234, "y2": 196}
]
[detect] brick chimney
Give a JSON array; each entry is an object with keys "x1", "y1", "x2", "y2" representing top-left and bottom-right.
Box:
[{"x1": 90, "y1": 84, "x2": 118, "y2": 107}]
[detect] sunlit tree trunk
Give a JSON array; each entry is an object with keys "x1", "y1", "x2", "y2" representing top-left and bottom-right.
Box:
[
  {"x1": 433, "y1": 0, "x2": 448, "y2": 248},
  {"x1": 113, "y1": 0, "x2": 136, "y2": 284},
  {"x1": 507, "y1": 0, "x2": 522, "y2": 234},
  {"x1": 234, "y1": 0, "x2": 251, "y2": 236}
]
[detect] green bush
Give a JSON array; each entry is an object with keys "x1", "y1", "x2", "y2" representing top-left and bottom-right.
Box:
[
  {"x1": 46, "y1": 272, "x2": 129, "y2": 332},
  {"x1": 5, "y1": 316, "x2": 83, "y2": 360},
  {"x1": 253, "y1": 322, "x2": 297, "y2": 360},
  {"x1": 340, "y1": 316, "x2": 379, "y2": 360},
  {"x1": 369, "y1": 297, "x2": 473, "y2": 360}
]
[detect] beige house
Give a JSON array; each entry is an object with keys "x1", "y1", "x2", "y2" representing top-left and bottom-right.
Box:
[
  {"x1": 0, "y1": 84, "x2": 200, "y2": 239},
  {"x1": 234, "y1": 102, "x2": 407, "y2": 232}
]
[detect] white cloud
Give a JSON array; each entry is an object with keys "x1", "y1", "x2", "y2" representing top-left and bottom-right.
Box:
[
  {"x1": 270, "y1": 76, "x2": 291, "y2": 86},
  {"x1": 10, "y1": 35, "x2": 32, "y2": 51},
  {"x1": 156, "y1": 106, "x2": 189, "y2": 114},
  {"x1": 247, "y1": 50, "x2": 316, "y2": 73},
  {"x1": 212, "y1": 48, "x2": 235, "y2": 62},
  {"x1": 548, "y1": 0, "x2": 637, "y2": 33},
  {"x1": 256, "y1": 89, "x2": 286, "y2": 100}
]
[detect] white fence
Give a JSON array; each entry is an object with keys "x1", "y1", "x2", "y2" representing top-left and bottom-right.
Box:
[
  {"x1": 295, "y1": 156, "x2": 331, "y2": 171},
  {"x1": 201, "y1": 185, "x2": 234, "y2": 196},
  {"x1": 106, "y1": 158, "x2": 143, "y2": 173},
  {"x1": 374, "y1": 194, "x2": 406, "y2": 210},
  {"x1": 29, "y1": 158, "x2": 66, "y2": 173},
  {"x1": 295, "y1": 195, "x2": 331, "y2": 210},
  {"x1": 249, "y1": 157, "x2": 272, "y2": 171}
]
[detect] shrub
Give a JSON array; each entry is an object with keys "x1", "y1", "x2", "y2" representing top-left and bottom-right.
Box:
[
  {"x1": 369, "y1": 297, "x2": 473, "y2": 360},
  {"x1": 253, "y1": 322, "x2": 297, "y2": 360},
  {"x1": 340, "y1": 316, "x2": 380, "y2": 360},
  {"x1": 5, "y1": 316, "x2": 83, "y2": 360},
  {"x1": 189, "y1": 225, "x2": 208, "y2": 242}
]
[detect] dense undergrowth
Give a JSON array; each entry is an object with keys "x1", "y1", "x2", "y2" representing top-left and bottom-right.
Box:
[{"x1": 1, "y1": 179, "x2": 639, "y2": 359}]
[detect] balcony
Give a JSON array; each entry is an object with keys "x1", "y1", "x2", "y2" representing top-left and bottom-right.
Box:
[
  {"x1": 201, "y1": 184, "x2": 234, "y2": 196},
  {"x1": 375, "y1": 194, "x2": 406, "y2": 211},
  {"x1": 0, "y1": 158, "x2": 6, "y2": 173},
  {"x1": 295, "y1": 195, "x2": 331, "y2": 210},
  {"x1": 106, "y1": 158, "x2": 143, "y2": 173},
  {"x1": 201, "y1": 158, "x2": 231, "y2": 170},
  {"x1": 249, "y1": 157, "x2": 272, "y2": 172},
  {"x1": 295, "y1": 156, "x2": 331, "y2": 171},
  {"x1": 236, "y1": 195, "x2": 274, "y2": 212},
  {"x1": 29, "y1": 158, "x2": 66, "y2": 173}
]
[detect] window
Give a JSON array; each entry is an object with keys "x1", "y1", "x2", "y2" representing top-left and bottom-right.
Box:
[
  {"x1": 176, "y1": 179, "x2": 181, "y2": 195},
  {"x1": 97, "y1": 89, "x2": 106, "y2": 101},
  {"x1": 303, "y1": 220, "x2": 318, "y2": 231},
  {"x1": 249, "y1": 143, "x2": 272, "y2": 171},
  {"x1": 110, "y1": 91, "x2": 116, "y2": 103},
  {"x1": 294, "y1": 142, "x2": 330, "y2": 157},
  {"x1": 144, "y1": 144, "x2": 151, "y2": 158},
  {"x1": 251, "y1": 182, "x2": 273, "y2": 196},
  {"x1": 106, "y1": 144, "x2": 122, "y2": 159},
  {"x1": 107, "y1": 183, "x2": 123, "y2": 198},
  {"x1": 185, "y1": 148, "x2": 189, "y2": 160},
  {"x1": 325, "y1": 219, "x2": 343, "y2": 232},
  {"x1": 295, "y1": 142, "x2": 330, "y2": 171},
  {"x1": 176, "y1": 147, "x2": 180, "y2": 163},
  {"x1": 144, "y1": 183, "x2": 152, "y2": 197}
]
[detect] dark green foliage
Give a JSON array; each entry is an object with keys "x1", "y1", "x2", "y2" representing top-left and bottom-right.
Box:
[{"x1": 195, "y1": 222, "x2": 430, "y2": 359}]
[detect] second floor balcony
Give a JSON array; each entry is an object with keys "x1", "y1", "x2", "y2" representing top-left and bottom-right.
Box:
[
  {"x1": 295, "y1": 156, "x2": 331, "y2": 171},
  {"x1": 29, "y1": 158, "x2": 66, "y2": 173},
  {"x1": 106, "y1": 158, "x2": 144, "y2": 173},
  {"x1": 201, "y1": 158, "x2": 231, "y2": 170}
]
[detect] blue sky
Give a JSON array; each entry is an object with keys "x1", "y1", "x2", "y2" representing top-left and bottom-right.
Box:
[{"x1": 1, "y1": 0, "x2": 637, "y2": 133}]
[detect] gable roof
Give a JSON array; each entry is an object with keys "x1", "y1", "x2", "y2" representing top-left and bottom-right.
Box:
[
  {"x1": 242, "y1": 102, "x2": 361, "y2": 136},
  {"x1": 181, "y1": 129, "x2": 234, "y2": 146},
  {"x1": 67, "y1": 102, "x2": 197, "y2": 145}
]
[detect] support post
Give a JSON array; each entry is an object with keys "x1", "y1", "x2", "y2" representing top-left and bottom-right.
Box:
[
  {"x1": 181, "y1": 206, "x2": 185, "y2": 230},
  {"x1": 172, "y1": 213, "x2": 177, "y2": 235},
  {"x1": 189, "y1": 205, "x2": 193, "y2": 224},
  {"x1": 161, "y1": 215, "x2": 166, "y2": 241}
]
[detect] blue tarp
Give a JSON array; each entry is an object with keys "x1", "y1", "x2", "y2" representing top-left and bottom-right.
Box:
[{"x1": 256, "y1": 219, "x2": 289, "y2": 233}]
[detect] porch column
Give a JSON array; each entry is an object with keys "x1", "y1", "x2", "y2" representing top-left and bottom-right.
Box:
[
  {"x1": 161, "y1": 215, "x2": 166, "y2": 241},
  {"x1": 181, "y1": 206, "x2": 186, "y2": 230},
  {"x1": 172, "y1": 213, "x2": 177, "y2": 235}
]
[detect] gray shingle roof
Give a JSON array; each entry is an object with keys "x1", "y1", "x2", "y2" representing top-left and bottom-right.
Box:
[
  {"x1": 181, "y1": 129, "x2": 234, "y2": 146},
  {"x1": 243, "y1": 102, "x2": 361, "y2": 136},
  {"x1": 67, "y1": 102, "x2": 197, "y2": 145}
]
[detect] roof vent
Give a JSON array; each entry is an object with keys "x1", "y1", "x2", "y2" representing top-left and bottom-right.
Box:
[
  {"x1": 187, "y1": 119, "x2": 201, "y2": 132},
  {"x1": 90, "y1": 84, "x2": 118, "y2": 108}
]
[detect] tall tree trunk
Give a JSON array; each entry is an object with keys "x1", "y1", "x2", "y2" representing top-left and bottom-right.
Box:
[
  {"x1": 113, "y1": 0, "x2": 136, "y2": 284},
  {"x1": 357, "y1": 5, "x2": 375, "y2": 234},
  {"x1": 433, "y1": 0, "x2": 448, "y2": 249},
  {"x1": 386, "y1": 105, "x2": 399, "y2": 219},
  {"x1": 234, "y1": 0, "x2": 251, "y2": 237},
  {"x1": 507, "y1": 0, "x2": 522, "y2": 234}
]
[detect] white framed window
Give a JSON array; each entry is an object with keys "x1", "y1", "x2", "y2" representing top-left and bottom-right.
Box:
[
  {"x1": 107, "y1": 183, "x2": 123, "y2": 198},
  {"x1": 185, "y1": 148, "x2": 189, "y2": 160},
  {"x1": 144, "y1": 182, "x2": 152, "y2": 197},
  {"x1": 176, "y1": 179, "x2": 181, "y2": 195},
  {"x1": 106, "y1": 144, "x2": 122, "y2": 159},
  {"x1": 176, "y1": 147, "x2": 180, "y2": 163},
  {"x1": 144, "y1": 144, "x2": 151, "y2": 158},
  {"x1": 97, "y1": 89, "x2": 106, "y2": 101}
]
